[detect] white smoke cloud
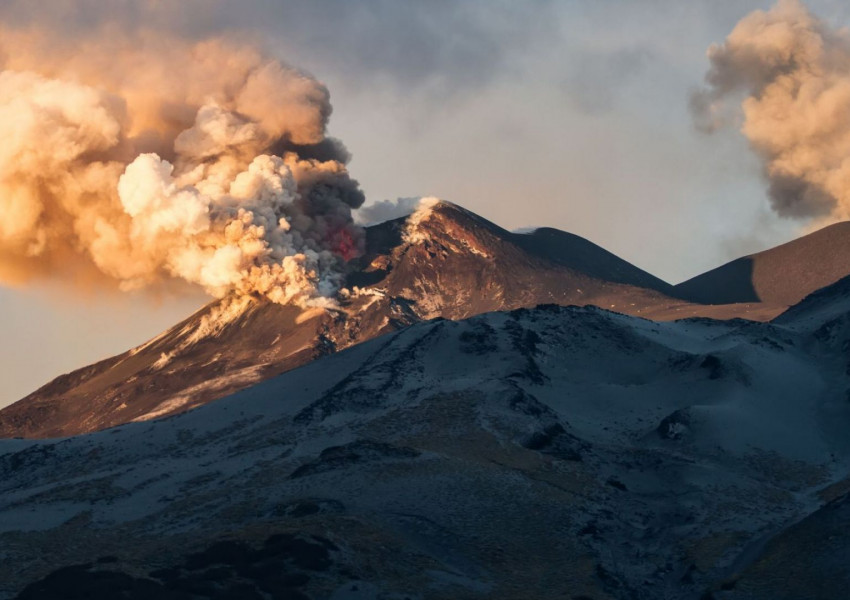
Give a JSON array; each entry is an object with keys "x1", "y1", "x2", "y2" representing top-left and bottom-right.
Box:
[
  {"x1": 402, "y1": 197, "x2": 442, "y2": 244},
  {"x1": 0, "y1": 29, "x2": 364, "y2": 306},
  {"x1": 354, "y1": 197, "x2": 426, "y2": 226},
  {"x1": 693, "y1": 0, "x2": 850, "y2": 224}
]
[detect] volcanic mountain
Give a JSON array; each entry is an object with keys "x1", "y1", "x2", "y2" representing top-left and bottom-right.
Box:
[
  {"x1": 0, "y1": 202, "x2": 680, "y2": 438},
  {"x1": 0, "y1": 202, "x2": 836, "y2": 439},
  {"x1": 4, "y1": 204, "x2": 850, "y2": 598},
  {"x1": 674, "y1": 221, "x2": 850, "y2": 306}
]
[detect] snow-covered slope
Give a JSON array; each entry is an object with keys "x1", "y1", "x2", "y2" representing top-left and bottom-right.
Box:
[{"x1": 2, "y1": 302, "x2": 848, "y2": 599}]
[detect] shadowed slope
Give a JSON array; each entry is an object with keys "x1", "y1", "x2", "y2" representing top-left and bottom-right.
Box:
[
  {"x1": 675, "y1": 221, "x2": 850, "y2": 306},
  {"x1": 513, "y1": 226, "x2": 674, "y2": 293}
]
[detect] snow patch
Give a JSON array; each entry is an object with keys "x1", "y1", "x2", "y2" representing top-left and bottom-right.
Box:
[
  {"x1": 132, "y1": 395, "x2": 192, "y2": 421},
  {"x1": 185, "y1": 295, "x2": 256, "y2": 345},
  {"x1": 295, "y1": 306, "x2": 328, "y2": 325},
  {"x1": 153, "y1": 352, "x2": 174, "y2": 370},
  {"x1": 131, "y1": 363, "x2": 267, "y2": 422}
]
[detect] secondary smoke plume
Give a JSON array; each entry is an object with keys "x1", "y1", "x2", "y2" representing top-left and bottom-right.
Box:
[
  {"x1": 0, "y1": 28, "x2": 364, "y2": 306},
  {"x1": 692, "y1": 0, "x2": 850, "y2": 224},
  {"x1": 354, "y1": 197, "x2": 426, "y2": 227}
]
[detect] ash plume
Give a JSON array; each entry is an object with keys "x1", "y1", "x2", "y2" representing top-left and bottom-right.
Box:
[
  {"x1": 0, "y1": 28, "x2": 364, "y2": 306},
  {"x1": 692, "y1": 0, "x2": 850, "y2": 224}
]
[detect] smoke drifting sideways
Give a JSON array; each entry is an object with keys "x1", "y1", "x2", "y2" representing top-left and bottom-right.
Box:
[
  {"x1": 692, "y1": 0, "x2": 850, "y2": 225},
  {"x1": 0, "y1": 29, "x2": 365, "y2": 307},
  {"x1": 354, "y1": 197, "x2": 426, "y2": 227}
]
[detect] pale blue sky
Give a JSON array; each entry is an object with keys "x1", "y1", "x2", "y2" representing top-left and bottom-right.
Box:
[{"x1": 1, "y1": 0, "x2": 847, "y2": 408}]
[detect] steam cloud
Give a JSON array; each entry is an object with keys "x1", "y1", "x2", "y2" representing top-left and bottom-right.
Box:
[
  {"x1": 354, "y1": 197, "x2": 426, "y2": 227},
  {"x1": 693, "y1": 0, "x2": 850, "y2": 223},
  {"x1": 0, "y1": 28, "x2": 364, "y2": 306}
]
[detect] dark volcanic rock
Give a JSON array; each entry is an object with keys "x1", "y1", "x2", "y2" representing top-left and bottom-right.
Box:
[{"x1": 15, "y1": 533, "x2": 337, "y2": 600}]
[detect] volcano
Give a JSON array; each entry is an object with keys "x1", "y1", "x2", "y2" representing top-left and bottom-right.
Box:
[
  {"x1": 0, "y1": 202, "x2": 844, "y2": 439},
  {"x1": 4, "y1": 203, "x2": 850, "y2": 599}
]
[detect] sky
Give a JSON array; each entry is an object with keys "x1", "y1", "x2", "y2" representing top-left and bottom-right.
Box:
[{"x1": 1, "y1": 0, "x2": 848, "y2": 408}]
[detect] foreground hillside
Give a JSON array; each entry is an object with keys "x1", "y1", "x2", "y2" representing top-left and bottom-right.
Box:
[
  {"x1": 0, "y1": 202, "x2": 790, "y2": 439},
  {"x1": 2, "y1": 290, "x2": 849, "y2": 599}
]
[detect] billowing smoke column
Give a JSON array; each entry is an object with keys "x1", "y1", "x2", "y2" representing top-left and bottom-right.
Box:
[
  {"x1": 693, "y1": 0, "x2": 850, "y2": 224},
  {"x1": 0, "y1": 29, "x2": 364, "y2": 306}
]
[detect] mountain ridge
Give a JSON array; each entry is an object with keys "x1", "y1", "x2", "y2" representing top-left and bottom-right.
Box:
[{"x1": 1, "y1": 201, "x2": 848, "y2": 439}]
